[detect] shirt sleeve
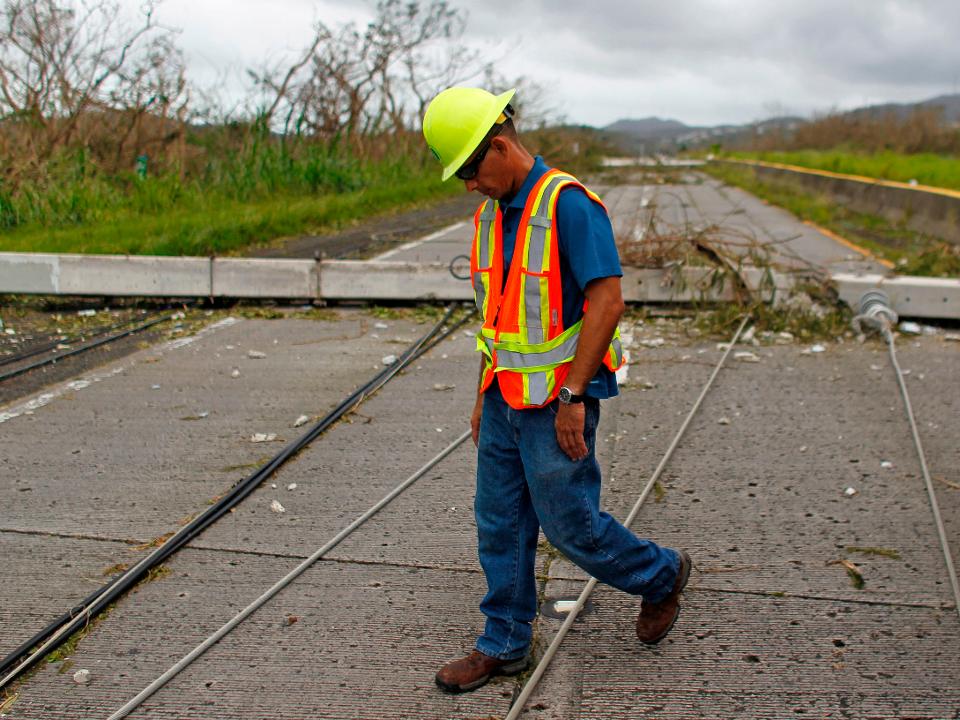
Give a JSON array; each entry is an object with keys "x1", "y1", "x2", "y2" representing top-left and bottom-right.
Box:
[{"x1": 555, "y1": 186, "x2": 623, "y2": 291}]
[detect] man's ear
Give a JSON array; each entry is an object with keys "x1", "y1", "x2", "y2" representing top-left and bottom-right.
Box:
[{"x1": 489, "y1": 135, "x2": 511, "y2": 157}]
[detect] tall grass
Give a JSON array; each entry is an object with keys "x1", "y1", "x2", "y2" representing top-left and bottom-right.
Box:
[
  {"x1": 729, "y1": 149, "x2": 960, "y2": 192},
  {"x1": 0, "y1": 126, "x2": 462, "y2": 255}
]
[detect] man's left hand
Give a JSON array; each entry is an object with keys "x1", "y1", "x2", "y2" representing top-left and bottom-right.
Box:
[{"x1": 555, "y1": 402, "x2": 588, "y2": 461}]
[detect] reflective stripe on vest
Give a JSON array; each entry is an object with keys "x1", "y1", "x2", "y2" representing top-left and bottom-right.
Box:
[{"x1": 470, "y1": 168, "x2": 623, "y2": 409}]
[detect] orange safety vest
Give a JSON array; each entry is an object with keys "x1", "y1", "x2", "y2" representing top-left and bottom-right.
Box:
[{"x1": 470, "y1": 168, "x2": 624, "y2": 409}]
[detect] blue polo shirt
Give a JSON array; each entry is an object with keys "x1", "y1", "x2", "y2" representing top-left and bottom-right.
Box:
[{"x1": 497, "y1": 156, "x2": 622, "y2": 400}]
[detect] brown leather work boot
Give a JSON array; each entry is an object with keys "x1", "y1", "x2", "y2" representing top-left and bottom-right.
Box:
[
  {"x1": 636, "y1": 549, "x2": 692, "y2": 644},
  {"x1": 435, "y1": 650, "x2": 529, "y2": 693}
]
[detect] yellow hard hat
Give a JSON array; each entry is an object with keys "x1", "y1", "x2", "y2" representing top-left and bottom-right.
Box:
[{"x1": 423, "y1": 87, "x2": 516, "y2": 181}]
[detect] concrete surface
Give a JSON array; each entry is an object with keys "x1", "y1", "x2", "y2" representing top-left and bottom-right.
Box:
[{"x1": 2, "y1": 308, "x2": 957, "y2": 719}]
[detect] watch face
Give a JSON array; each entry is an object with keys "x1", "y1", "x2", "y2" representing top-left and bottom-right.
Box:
[{"x1": 559, "y1": 387, "x2": 571, "y2": 403}]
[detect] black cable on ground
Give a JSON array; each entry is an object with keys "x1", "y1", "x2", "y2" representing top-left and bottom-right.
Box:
[
  {"x1": 0, "y1": 306, "x2": 190, "y2": 383},
  {"x1": 0, "y1": 304, "x2": 474, "y2": 691}
]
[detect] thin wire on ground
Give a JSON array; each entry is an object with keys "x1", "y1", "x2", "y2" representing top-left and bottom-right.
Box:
[
  {"x1": 504, "y1": 315, "x2": 751, "y2": 720},
  {"x1": 0, "y1": 304, "x2": 474, "y2": 691},
  {"x1": 106, "y1": 428, "x2": 472, "y2": 720}
]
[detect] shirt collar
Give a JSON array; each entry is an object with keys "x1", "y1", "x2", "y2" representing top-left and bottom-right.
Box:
[{"x1": 500, "y1": 156, "x2": 550, "y2": 210}]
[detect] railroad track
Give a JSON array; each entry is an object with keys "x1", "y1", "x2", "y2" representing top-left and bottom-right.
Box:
[{"x1": 0, "y1": 307, "x2": 187, "y2": 385}]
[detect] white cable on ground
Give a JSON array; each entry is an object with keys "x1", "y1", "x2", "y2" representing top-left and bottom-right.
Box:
[
  {"x1": 886, "y1": 329, "x2": 960, "y2": 619},
  {"x1": 504, "y1": 315, "x2": 751, "y2": 720},
  {"x1": 853, "y1": 292, "x2": 960, "y2": 620},
  {"x1": 107, "y1": 429, "x2": 472, "y2": 720}
]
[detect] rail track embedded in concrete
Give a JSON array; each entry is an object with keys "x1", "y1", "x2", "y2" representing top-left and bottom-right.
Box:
[{"x1": 0, "y1": 304, "x2": 474, "y2": 691}]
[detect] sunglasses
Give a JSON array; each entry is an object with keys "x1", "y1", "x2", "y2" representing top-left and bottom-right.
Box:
[
  {"x1": 455, "y1": 105, "x2": 514, "y2": 181},
  {"x1": 455, "y1": 126, "x2": 501, "y2": 181}
]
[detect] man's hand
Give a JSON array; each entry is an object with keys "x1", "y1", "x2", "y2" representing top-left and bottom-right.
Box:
[
  {"x1": 555, "y1": 402, "x2": 588, "y2": 461},
  {"x1": 471, "y1": 395, "x2": 484, "y2": 447}
]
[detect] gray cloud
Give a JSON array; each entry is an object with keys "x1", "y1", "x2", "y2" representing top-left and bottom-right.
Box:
[
  {"x1": 458, "y1": 0, "x2": 960, "y2": 124},
  {"x1": 156, "y1": 0, "x2": 959, "y2": 127}
]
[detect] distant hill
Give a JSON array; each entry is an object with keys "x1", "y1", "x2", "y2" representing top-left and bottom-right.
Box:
[
  {"x1": 604, "y1": 117, "x2": 689, "y2": 140},
  {"x1": 844, "y1": 94, "x2": 960, "y2": 123},
  {"x1": 603, "y1": 93, "x2": 960, "y2": 151}
]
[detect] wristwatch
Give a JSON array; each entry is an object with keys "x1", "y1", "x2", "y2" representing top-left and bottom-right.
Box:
[{"x1": 558, "y1": 386, "x2": 584, "y2": 404}]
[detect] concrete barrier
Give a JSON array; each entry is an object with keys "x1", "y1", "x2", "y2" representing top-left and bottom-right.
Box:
[
  {"x1": 0, "y1": 251, "x2": 778, "y2": 304},
  {"x1": 833, "y1": 273, "x2": 960, "y2": 320},
  {"x1": 721, "y1": 159, "x2": 960, "y2": 245},
  {"x1": 1, "y1": 251, "x2": 956, "y2": 319}
]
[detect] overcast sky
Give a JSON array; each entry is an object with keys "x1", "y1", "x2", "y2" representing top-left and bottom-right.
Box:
[{"x1": 155, "y1": 0, "x2": 960, "y2": 128}]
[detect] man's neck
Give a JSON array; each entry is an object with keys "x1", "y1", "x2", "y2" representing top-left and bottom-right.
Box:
[{"x1": 506, "y1": 153, "x2": 536, "y2": 198}]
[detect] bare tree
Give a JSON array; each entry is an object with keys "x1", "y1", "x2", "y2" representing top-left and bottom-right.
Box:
[
  {"x1": 250, "y1": 1, "x2": 481, "y2": 144},
  {"x1": 0, "y1": 0, "x2": 186, "y2": 178}
]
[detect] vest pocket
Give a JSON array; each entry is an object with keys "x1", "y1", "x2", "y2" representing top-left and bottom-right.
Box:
[{"x1": 518, "y1": 269, "x2": 551, "y2": 341}]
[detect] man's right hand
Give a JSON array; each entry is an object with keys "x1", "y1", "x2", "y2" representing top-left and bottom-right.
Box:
[{"x1": 471, "y1": 396, "x2": 484, "y2": 447}]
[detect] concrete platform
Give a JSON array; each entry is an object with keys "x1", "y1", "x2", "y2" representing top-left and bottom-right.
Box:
[{"x1": 1, "y1": 308, "x2": 957, "y2": 719}]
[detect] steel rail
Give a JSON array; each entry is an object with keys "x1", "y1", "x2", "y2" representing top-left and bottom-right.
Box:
[
  {"x1": 107, "y1": 428, "x2": 473, "y2": 720},
  {"x1": 0, "y1": 311, "x2": 163, "y2": 368},
  {"x1": 504, "y1": 315, "x2": 751, "y2": 720},
  {"x1": 0, "y1": 304, "x2": 473, "y2": 690},
  {"x1": 0, "y1": 311, "x2": 181, "y2": 383}
]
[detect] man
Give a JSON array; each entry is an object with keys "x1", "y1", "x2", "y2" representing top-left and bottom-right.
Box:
[{"x1": 422, "y1": 87, "x2": 691, "y2": 694}]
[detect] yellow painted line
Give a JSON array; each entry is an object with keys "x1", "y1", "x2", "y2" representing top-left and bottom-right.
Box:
[
  {"x1": 802, "y1": 220, "x2": 895, "y2": 269},
  {"x1": 727, "y1": 158, "x2": 960, "y2": 200}
]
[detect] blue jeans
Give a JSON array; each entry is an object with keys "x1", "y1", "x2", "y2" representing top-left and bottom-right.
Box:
[{"x1": 474, "y1": 383, "x2": 680, "y2": 661}]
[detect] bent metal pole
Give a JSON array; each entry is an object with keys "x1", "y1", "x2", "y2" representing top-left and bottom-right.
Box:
[
  {"x1": 504, "y1": 315, "x2": 751, "y2": 720},
  {"x1": 107, "y1": 428, "x2": 472, "y2": 720}
]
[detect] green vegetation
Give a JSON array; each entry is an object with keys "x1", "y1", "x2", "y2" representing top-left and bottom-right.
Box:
[
  {"x1": 727, "y1": 150, "x2": 960, "y2": 192},
  {"x1": 0, "y1": 146, "x2": 459, "y2": 255},
  {"x1": 703, "y1": 162, "x2": 960, "y2": 277},
  {"x1": 846, "y1": 546, "x2": 902, "y2": 560},
  {"x1": 690, "y1": 301, "x2": 851, "y2": 343}
]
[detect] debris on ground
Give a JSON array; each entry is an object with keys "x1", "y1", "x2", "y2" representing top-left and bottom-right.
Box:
[
  {"x1": 828, "y1": 558, "x2": 865, "y2": 589},
  {"x1": 247, "y1": 350, "x2": 267, "y2": 359},
  {"x1": 734, "y1": 351, "x2": 761, "y2": 363},
  {"x1": 432, "y1": 383, "x2": 456, "y2": 391},
  {"x1": 293, "y1": 414, "x2": 311, "y2": 427},
  {"x1": 382, "y1": 354, "x2": 398, "y2": 365},
  {"x1": 287, "y1": 483, "x2": 297, "y2": 491},
  {"x1": 250, "y1": 433, "x2": 278, "y2": 443},
  {"x1": 880, "y1": 460, "x2": 893, "y2": 469},
  {"x1": 718, "y1": 416, "x2": 731, "y2": 425},
  {"x1": 270, "y1": 500, "x2": 286, "y2": 514},
  {"x1": 844, "y1": 487, "x2": 858, "y2": 497},
  {"x1": 72, "y1": 669, "x2": 91, "y2": 684},
  {"x1": 945, "y1": 333, "x2": 960, "y2": 343},
  {"x1": 374, "y1": 322, "x2": 389, "y2": 330},
  {"x1": 846, "y1": 546, "x2": 902, "y2": 560},
  {"x1": 899, "y1": 321, "x2": 922, "y2": 335},
  {"x1": 180, "y1": 412, "x2": 209, "y2": 421},
  {"x1": 230, "y1": 368, "x2": 241, "y2": 378}
]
